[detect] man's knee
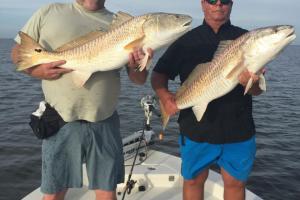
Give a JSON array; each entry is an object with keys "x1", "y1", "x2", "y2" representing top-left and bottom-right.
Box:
[
  {"x1": 95, "y1": 189, "x2": 116, "y2": 200},
  {"x1": 222, "y1": 169, "x2": 245, "y2": 189},
  {"x1": 224, "y1": 177, "x2": 245, "y2": 190},
  {"x1": 185, "y1": 169, "x2": 209, "y2": 187},
  {"x1": 43, "y1": 190, "x2": 67, "y2": 200}
]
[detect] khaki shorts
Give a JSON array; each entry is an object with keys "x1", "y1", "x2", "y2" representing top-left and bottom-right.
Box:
[{"x1": 41, "y1": 112, "x2": 124, "y2": 194}]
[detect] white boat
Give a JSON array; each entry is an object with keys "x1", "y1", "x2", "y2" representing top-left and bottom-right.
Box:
[{"x1": 22, "y1": 96, "x2": 262, "y2": 200}]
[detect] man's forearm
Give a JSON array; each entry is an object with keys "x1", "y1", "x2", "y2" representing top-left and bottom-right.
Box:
[{"x1": 151, "y1": 71, "x2": 170, "y2": 98}]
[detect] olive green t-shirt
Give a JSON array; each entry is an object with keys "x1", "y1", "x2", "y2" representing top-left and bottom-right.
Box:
[{"x1": 15, "y1": 2, "x2": 121, "y2": 122}]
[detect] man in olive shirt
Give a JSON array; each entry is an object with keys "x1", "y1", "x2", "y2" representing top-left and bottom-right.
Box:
[{"x1": 11, "y1": 0, "x2": 152, "y2": 200}]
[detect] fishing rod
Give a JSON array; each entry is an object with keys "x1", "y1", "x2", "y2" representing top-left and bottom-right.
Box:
[{"x1": 121, "y1": 95, "x2": 160, "y2": 200}]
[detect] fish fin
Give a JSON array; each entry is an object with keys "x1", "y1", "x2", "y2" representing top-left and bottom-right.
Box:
[
  {"x1": 258, "y1": 74, "x2": 267, "y2": 92},
  {"x1": 176, "y1": 62, "x2": 211, "y2": 98},
  {"x1": 213, "y1": 40, "x2": 233, "y2": 58},
  {"x1": 71, "y1": 71, "x2": 92, "y2": 88},
  {"x1": 137, "y1": 50, "x2": 152, "y2": 71},
  {"x1": 159, "y1": 99, "x2": 170, "y2": 130},
  {"x1": 55, "y1": 31, "x2": 105, "y2": 52},
  {"x1": 225, "y1": 59, "x2": 245, "y2": 80},
  {"x1": 110, "y1": 11, "x2": 134, "y2": 30},
  {"x1": 244, "y1": 77, "x2": 254, "y2": 95},
  {"x1": 16, "y1": 31, "x2": 46, "y2": 71},
  {"x1": 124, "y1": 36, "x2": 145, "y2": 51},
  {"x1": 192, "y1": 102, "x2": 209, "y2": 122},
  {"x1": 145, "y1": 57, "x2": 152, "y2": 70}
]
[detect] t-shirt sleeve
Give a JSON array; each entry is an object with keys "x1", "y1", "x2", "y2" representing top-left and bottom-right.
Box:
[
  {"x1": 14, "y1": 5, "x2": 50, "y2": 44},
  {"x1": 153, "y1": 41, "x2": 183, "y2": 80}
]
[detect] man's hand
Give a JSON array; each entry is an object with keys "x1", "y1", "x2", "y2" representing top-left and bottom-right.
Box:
[
  {"x1": 25, "y1": 60, "x2": 73, "y2": 80},
  {"x1": 159, "y1": 90, "x2": 179, "y2": 116},
  {"x1": 238, "y1": 68, "x2": 266, "y2": 95},
  {"x1": 151, "y1": 71, "x2": 178, "y2": 115},
  {"x1": 127, "y1": 48, "x2": 153, "y2": 69},
  {"x1": 238, "y1": 68, "x2": 266, "y2": 87},
  {"x1": 238, "y1": 69, "x2": 260, "y2": 87},
  {"x1": 126, "y1": 48, "x2": 153, "y2": 85}
]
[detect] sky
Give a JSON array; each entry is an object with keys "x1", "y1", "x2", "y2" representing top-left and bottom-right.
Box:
[{"x1": 0, "y1": 0, "x2": 299, "y2": 44}]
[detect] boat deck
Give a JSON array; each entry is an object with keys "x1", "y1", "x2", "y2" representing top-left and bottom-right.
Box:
[{"x1": 22, "y1": 150, "x2": 262, "y2": 200}]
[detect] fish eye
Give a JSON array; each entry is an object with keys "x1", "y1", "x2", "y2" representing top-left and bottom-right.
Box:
[
  {"x1": 35, "y1": 48, "x2": 42, "y2": 53},
  {"x1": 272, "y1": 27, "x2": 279, "y2": 33}
]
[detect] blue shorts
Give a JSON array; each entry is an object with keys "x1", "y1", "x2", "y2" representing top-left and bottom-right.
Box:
[
  {"x1": 41, "y1": 112, "x2": 124, "y2": 194},
  {"x1": 179, "y1": 135, "x2": 256, "y2": 182}
]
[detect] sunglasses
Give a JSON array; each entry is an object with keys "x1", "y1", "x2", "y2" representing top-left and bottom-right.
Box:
[{"x1": 205, "y1": 0, "x2": 232, "y2": 5}]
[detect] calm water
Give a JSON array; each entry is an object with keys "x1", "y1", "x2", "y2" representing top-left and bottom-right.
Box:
[{"x1": 0, "y1": 39, "x2": 299, "y2": 200}]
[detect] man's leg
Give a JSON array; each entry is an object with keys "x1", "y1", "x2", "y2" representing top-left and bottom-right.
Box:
[
  {"x1": 95, "y1": 190, "x2": 117, "y2": 200},
  {"x1": 221, "y1": 168, "x2": 245, "y2": 200},
  {"x1": 183, "y1": 169, "x2": 209, "y2": 200},
  {"x1": 179, "y1": 135, "x2": 221, "y2": 200},
  {"x1": 43, "y1": 190, "x2": 67, "y2": 200},
  {"x1": 218, "y1": 136, "x2": 256, "y2": 200},
  {"x1": 87, "y1": 112, "x2": 124, "y2": 200},
  {"x1": 41, "y1": 123, "x2": 84, "y2": 199}
]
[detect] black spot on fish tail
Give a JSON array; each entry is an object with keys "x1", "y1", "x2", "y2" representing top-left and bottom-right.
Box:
[{"x1": 34, "y1": 48, "x2": 42, "y2": 53}]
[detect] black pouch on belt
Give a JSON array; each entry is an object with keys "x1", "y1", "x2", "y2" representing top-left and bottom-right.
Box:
[{"x1": 29, "y1": 102, "x2": 66, "y2": 139}]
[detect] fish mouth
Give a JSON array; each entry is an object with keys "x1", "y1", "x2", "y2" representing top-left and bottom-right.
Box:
[
  {"x1": 180, "y1": 18, "x2": 192, "y2": 31},
  {"x1": 180, "y1": 15, "x2": 192, "y2": 27},
  {"x1": 285, "y1": 27, "x2": 296, "y2": 40},
  {"x1": 277, "y1": 25, "x2": 295, "y2": 37},
  {"x1": 281, "y1": 26, "x2": 297, "y2": 44},
  {"x1": 275, "y1": 25, "x2": 296, "y2": 40},
  {"x1": 183, "y1": 21, "x2": 192, "y2": 27},
  {"x1": 287, "y1": 29, "x2": 295, "y2": 38}
]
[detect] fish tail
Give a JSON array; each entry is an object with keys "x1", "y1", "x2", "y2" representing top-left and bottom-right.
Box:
[
  {"x1": 159, "y1": 99, "x2": 170, "y2": 130},
  {"x1": 16, "y1": 31, "x2": 46, "y2": 71}
]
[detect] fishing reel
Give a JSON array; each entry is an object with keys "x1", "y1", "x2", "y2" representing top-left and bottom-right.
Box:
[{"x1": 140, "y1": 95, "x2": 160, "y2": 130}]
